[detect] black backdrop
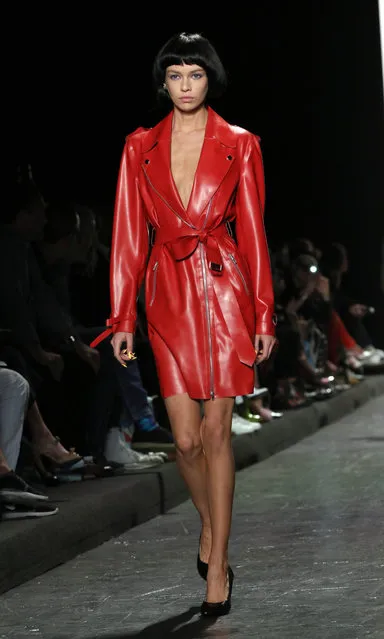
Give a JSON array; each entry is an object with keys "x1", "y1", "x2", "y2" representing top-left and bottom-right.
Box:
[{"x1": 9, "y1": 2, "x2": 384, "y2": 344}]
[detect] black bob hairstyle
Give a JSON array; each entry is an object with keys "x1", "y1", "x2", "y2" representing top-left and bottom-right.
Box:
[{"x1": 152, "y1": 32, "x2": 227, "y2": 102}]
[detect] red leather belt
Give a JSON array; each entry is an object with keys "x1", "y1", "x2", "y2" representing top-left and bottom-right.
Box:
[{"x1": 153, "y1": 223, "x2": 229, "y2": 274}]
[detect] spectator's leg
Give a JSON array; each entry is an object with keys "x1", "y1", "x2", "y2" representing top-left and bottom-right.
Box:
[
  {"x1": 328, "y1": 310, "x2": 357, "y2": 364},
  {"x1": 102, "y1": 339, "x2": 174, "y2": 451},
  {"x1": 115, "y1": 359, "x2": 154, "y2": 424},
  {"x1": 27, "y1": 400, "x2": 83, "y2": 464},
  {"x1": 78, "y1": 341, "x2": 120, "y2": 459},
  {"x1": 0, "y1": 369, "x2": 29, "y2": 470},
  {"x1": 92, "y1": 334, "x2": 155, "y2": 425},
  {"x1": 341, "y1": 312, "x2": 373, "y2": 349}
]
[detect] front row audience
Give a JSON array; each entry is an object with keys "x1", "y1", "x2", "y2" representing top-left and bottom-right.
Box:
[{"x1": 1, "y1": 174, "x2": 383, "y2": 520}]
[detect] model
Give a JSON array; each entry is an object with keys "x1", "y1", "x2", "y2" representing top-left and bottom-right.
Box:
[{"x1": 92, "y1": 32, "x2": 276, "y2": 616}]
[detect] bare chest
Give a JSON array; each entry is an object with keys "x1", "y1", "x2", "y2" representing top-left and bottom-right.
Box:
[{"x1": 170, "y1": 131, "x2": 205, "y2": 210}]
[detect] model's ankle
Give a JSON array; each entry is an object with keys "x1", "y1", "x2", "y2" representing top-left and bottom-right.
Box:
[{"x1": 207, "y1": 554, "x2": 228, "y2": 570}]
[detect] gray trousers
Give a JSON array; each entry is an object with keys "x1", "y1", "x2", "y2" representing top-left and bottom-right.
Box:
[{"x1": 0, "y1": 367, "x2": 29, "y2": 470}]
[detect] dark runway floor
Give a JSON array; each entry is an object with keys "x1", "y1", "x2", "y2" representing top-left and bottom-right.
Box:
[{"x1": 0, "y1": 395, "x2": 383, "y2": 639}]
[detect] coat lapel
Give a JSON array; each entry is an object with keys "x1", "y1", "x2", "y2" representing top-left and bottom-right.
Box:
[
  {"x1": 187, "y1": 108, "x2": 237, "y2": 224},
  {"x1": 140, "y1": 111, "x2": 196, "y2": 227},
  {"x1": 140, "y1": 106, "x2": 237, "y2": 229}
]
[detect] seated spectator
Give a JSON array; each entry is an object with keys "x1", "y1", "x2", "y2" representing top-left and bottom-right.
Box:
[
  {"x1": 280, "y1": 251, "x2": 331, "y2": 368},
  {"x1": 0, "y1": 182, "x2": 113, "y2": 477},
  {"x1": 0, "y1": 364, "x2": 58, "y2": 519},
  {"x1": 320, "y1": 242, "x2": 384, "y2": 368},
  {"x1": 0, "y1": 340, "x2": 84, "y2": 483},
  {"x1": 265, "y1": 245, "x2": 337, "y2": 409},
  {"x1": 68, "y1": 204, "x2": 174, "y2": 459},
  {"x1": 283, "y1": 238, "x2": 365, "y2": 374}
]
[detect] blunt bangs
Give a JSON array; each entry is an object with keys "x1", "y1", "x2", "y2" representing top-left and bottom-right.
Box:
[{"x1": 153, "y1": 32, "x2": 227, "y2": 101}]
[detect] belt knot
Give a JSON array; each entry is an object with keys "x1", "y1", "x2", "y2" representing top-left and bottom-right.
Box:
[{"x1": 154, "y1": 223, "x2": 229, "y2": 274}]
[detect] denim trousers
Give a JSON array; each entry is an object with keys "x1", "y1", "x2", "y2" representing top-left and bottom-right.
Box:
[
  {"x1": 80, "y1": 328, "x2": 153, "y2": 457},
  {"x1": 0, "y1": 367, "x2": 29, "y2": 469}
]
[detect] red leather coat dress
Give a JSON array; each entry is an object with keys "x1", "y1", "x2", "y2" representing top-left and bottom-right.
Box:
[{"x1": 91, "y1": 107, "x2": 275, "y2": 400}]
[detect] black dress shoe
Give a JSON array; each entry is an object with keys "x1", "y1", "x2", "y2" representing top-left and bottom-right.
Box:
[
  {"x1": 200, "y1": 566, "x2": 234, "y2": 617},
  {"x1": 197, "y1": 535, "x2": 208, "y2": 580}
]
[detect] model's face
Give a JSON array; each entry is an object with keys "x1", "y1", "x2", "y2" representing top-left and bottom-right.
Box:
[{"x1": 164, "y1": 64, "x2": 208, "y2": 111}]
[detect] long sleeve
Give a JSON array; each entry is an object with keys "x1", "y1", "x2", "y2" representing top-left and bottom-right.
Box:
[
  {"x1": 235, "y1": 134, "x2": 275, "y2": 335},
  {"x1": 29, "y1": 247, "x2": 77, "y2": 343},
  {"x1": 108, "y1": 138, "x2": 148, "y2": 334}
]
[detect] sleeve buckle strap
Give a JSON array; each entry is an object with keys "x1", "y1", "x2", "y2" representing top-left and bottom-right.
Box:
[{"x1": 106, "y1": 317, "x2": 120, "y2": 328}]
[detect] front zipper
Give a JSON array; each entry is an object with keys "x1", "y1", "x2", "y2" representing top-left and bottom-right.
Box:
[
  {"x1": 149, "y1": 261, "x2": 159, "y2": 306},
  {"x1": 200, "y1": 243, "x2": 215, "y2": 399},
  {"x1": 229, "y1": 254, "x2": 250, "y2": 296},
  {"x1": 143, "y1": 168, "x2": 196, "y2": 229}
]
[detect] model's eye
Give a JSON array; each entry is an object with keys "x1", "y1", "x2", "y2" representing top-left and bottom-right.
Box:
[
  {"x1": 169, "y1": 74, "x2": 180, "y2": 81},
  {"x1": 192, "y1": 73, "x2": 203, "y2": 79}
]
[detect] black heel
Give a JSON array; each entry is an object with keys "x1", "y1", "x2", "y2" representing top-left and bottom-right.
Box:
[
  {"x1": 197, "y1": 534, "x2": 208, "y2": 581},
  {"x1": 200, "y1": 566, "x2": 234, "y2": 617},
  {"x1": 32, "y1": 452, "x2": 61, "y2": 487}
]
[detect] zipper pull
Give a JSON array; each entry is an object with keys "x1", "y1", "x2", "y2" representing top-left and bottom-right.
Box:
[{"x1": 153, "y1": 261, "x2": 159, "y2": 271}]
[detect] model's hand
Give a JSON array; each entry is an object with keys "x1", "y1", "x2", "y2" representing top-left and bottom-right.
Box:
[
  {"x1": 255, "y1": 334, "x2": 276, "y2": 365},
  {"x1": 111, "y1": 332, "x2": 134, "y2": 367}
]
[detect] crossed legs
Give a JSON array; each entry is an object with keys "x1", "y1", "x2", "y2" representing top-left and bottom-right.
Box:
[{"x1": 164, "y1": 393, "x2": 235, "y2": 602}]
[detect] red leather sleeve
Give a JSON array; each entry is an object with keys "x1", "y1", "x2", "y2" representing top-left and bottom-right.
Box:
[
  {"x1": 235, "y1": 134, "x2": 275, "y2": 335},
  {"x1": 108, "y1": 139, "x2": 148, "y2": 334}
]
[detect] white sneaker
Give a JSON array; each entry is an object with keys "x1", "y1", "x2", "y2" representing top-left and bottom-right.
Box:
[
  {"x1": 104, "y1": 428, "x2": 163, "y2": 469},
  {"x1": 2, "y1": 503, "x2": 59, "y2": 519},
  {"x1": 133, "y1": 449, "x2": 166, "y2": 464},
  {"x1": 245, "y1": 387, "x2": 269, "y2": 399},
  {"x1": 231, "y1": 413, "x2": 262, "y2": 435},
  {"x1": 359, "y1": 346, "x2": 384, "y2": 362},
  {"x1": 363, "y1": 352, "x2": 383, "y2": 366}
]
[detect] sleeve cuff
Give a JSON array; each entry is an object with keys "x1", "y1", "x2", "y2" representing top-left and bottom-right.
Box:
[
  {"x1": 107, "y1": 315, "x2": 136, "y2": 334},
  {"x1": 255, "y1": 313, "x2": 277, "y2": 336},
  {"x1": 114, "y1": 318, "x2": 136, "y2": 333}
]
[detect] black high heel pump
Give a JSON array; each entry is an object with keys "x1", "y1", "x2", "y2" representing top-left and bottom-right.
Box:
[
  {"x1": 200, "y1": 566, "x2": 234, "y2": 617},
  {"x1": 197, "y1": 535, "x2": 208, "y2": 580}
]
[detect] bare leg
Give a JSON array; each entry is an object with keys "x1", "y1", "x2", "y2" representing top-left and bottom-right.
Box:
[
  {"x1": 27, "y1": 401, "x2": 81, "y2": 462},
  {"x1": 202, "y1": 397, "x2": 235, "y2": 602},
  {"x1": 164, "y1": 394, "x2": 212, "y2": 562}
]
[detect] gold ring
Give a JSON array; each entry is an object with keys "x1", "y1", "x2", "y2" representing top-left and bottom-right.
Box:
[{"x1": 121, "y1": 348, "x2": 128, "y2": 355}]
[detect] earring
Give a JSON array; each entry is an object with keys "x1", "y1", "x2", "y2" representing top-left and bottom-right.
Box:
[{"x1": 163, "y1": 83, "x2": 167, "y2": 90}]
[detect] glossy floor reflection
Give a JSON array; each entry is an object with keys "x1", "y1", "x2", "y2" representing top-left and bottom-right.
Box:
[{"x1": 1, "y1": 396, "x2": 384, "y2": 639}]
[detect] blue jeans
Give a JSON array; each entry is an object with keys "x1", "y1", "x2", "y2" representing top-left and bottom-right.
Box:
[{"x1": 80, "y1": 328, "x2": 153, "y2": 456}]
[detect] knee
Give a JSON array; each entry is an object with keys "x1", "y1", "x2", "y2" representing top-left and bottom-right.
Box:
[
  {"x1": 174, "y1": 433, "x2": 202, "y2": 459},
  {"x1": 0, "y1": 368, "x2": 29, "y2": 402},
  {"x1": 16, "y1": 372, "x2": 29, "y2": 399},
  {"x1": 202, "y1": 416, "x2": 231, "y2": 451}
]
